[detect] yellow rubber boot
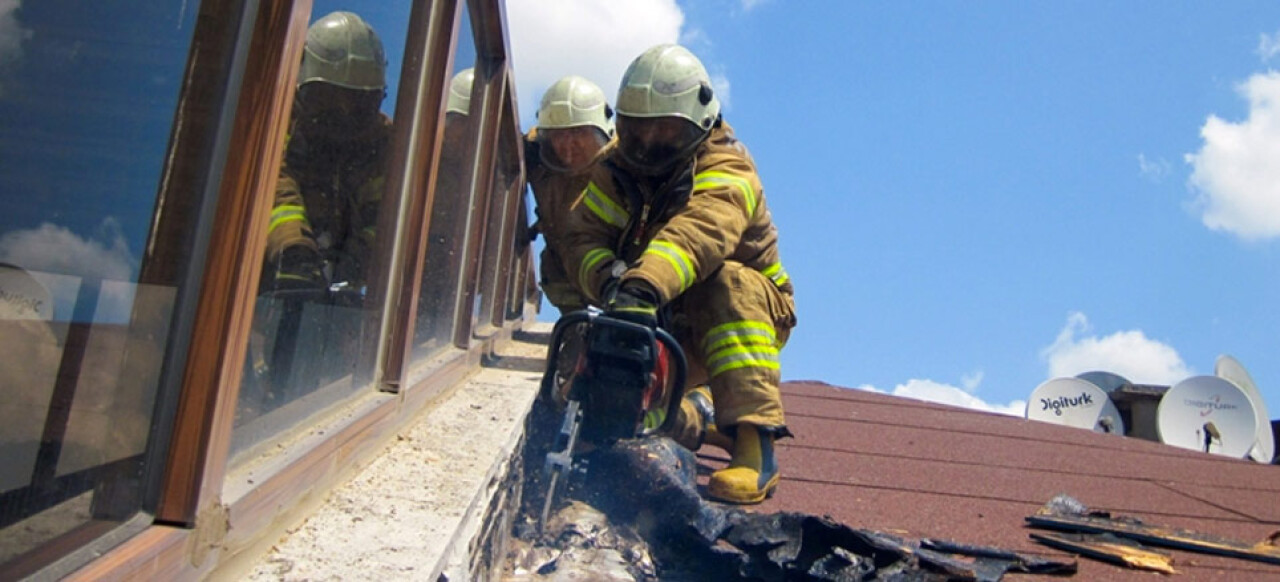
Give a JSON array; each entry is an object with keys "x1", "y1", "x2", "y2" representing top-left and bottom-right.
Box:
[{"x1": 707, "y1": 423, "x2": 779, "y2": 504}]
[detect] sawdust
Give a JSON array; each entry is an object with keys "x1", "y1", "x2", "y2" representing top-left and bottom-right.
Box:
[{"x1": 238, "y1": 336, "x2": 547, "y2": 581}]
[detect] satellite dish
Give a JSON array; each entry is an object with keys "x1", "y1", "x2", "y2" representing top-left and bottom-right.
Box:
[
  {"x1": 1215, "y1": 355, "x2": 1274, "y2": 463},
  {"x1": 1157, "y1": 376, "x2": 1258, "y2": 458},
  {"x1": 1026, "y1": 377, "x2": 1125, "y2": 434},
  {"x1": 0, "y1": 263, "x2": 53, "y2": 321},
  {"x1": 1076, "y1": 370, "x2": 1131, "y2": 394}
]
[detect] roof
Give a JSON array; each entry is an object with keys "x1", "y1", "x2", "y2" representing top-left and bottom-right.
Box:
[{"x1": 698, "y1": 381, "x2": 1280, "y2": 580}]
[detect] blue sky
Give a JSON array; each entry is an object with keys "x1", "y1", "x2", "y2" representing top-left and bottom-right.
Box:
[
  {"x1": 0, "y1": 1, "x2": 1274, "y2": 438},
  {"x1": 507, "y1": 1, "x2": 1280, "y2": 427}
]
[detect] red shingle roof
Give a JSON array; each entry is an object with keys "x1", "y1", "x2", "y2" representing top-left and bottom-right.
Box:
[{"x1": 699, "y1": 381, "x2": 1280, "y2": 580}]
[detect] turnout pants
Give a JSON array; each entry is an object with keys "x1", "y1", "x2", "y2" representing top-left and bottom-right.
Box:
[{"x1": 665, "y1": 261, "x2": 796, "y2": 447}]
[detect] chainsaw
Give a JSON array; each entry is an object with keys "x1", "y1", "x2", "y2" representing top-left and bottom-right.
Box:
[{"x1": 535, "y1": 308, "x2": 688, "y2": 531}]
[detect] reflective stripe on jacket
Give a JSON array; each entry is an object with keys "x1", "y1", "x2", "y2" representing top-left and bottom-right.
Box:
[{"x1": 561, "y1": 121, "x2": 792, "y2": 305}]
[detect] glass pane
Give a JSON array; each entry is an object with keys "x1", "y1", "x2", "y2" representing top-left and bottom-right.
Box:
[
  {"x1": 0, "y1": 0, "x2": 199, "y2": 569},
  {"x1": 507, "y1": 189, "x2": 534, "y2": 320},
  {"x1": 231, "y1": 1, "x2": 414, "y2": 461},
  {"x1": 477, "y1": 107, "x2": 523, "y2": 327},
  {"x1": 413, "y1": 4, "x2": 478, "y2": 357}
]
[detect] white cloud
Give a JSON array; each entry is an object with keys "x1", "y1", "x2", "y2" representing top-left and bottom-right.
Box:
[
  {"x1": 0, "y1": 0, "x2": 31, "y2": 96},
  {"x1": 1041, "y1": 312, "x2": 1192, "y2": 385},
  {"x1": 505, "y1": 0, "x2": 684, "y2": 124},
  {"x1": 0, "y1": 0, "x2": 29, "y2": 64},
  {"x1": 741, "y1": 0, "x2": 770, "y2": 11},
  {"x1": 710, "y1": 73, "x2": 732, "y2": 112},
  {"x1": 856, "y1": 376, "x2": 1025, "y2": 417},
  {"x1": 0, "y1": 220, "x2": 136, "y2": 281},
  {"x1": 0, "y1": 220, "x2": 139, "y2": 321},
  {"x1": 1185, "y1": 71, "x2": 1280, "y2": 240},
  {"x1": 1259, "y1": 29, "x2": 1280, "y2": 62},
  {"x1": 1137, "y1": 153, "x2": 1170, "y2": 183}
]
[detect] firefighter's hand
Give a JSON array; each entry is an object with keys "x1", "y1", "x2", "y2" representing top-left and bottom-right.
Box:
[
  {"x1": 606, "y1": 280, "x2": 659, "y2": 328},
  {"x1": 269, "y1": 247, "x2": 326, "y2": 295}
]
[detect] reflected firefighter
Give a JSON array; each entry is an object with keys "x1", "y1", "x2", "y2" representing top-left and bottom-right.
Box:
[
  {"x1": 263, "y1": 11, "x2": 391, "y2": 298},
  {"x1": 243, "y1": 11, "x2": 390, "y2": 419},
  {"x1": 525, "y1": 75, "x2": 614, "y2": 314},
  {"x1": 560, "y1": 44, "x2": 797, "y2": 504}
]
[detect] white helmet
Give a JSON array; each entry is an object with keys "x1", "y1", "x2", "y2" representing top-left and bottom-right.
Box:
[
  {"x1": 615, "y1": 44, "x2": 719, "y2": 130},
  {"x1": 537, "y1": 76, "x2": 613, "y2": 137},
  {"x1": 446, "y1": 68, "x2": 474, "y2": 116},
  {"x1": 614, "y1": 44, "x2": 719, "y2": 175},
  {"x1": 298, "y1": 11, "x2": 387, "y2": 91}
]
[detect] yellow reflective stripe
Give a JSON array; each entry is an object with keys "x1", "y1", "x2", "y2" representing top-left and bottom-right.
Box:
[
  {"x1": 579, "y1": 247, "x2": 615, "y2": 294},
  {"x1": 703, "y1": 327, "x2": 776, "y2": 354},
  {"x1": 694, "y1": 171, "x2": 757, "y2": 218},
  {"x1": 613, "y1": 306, "x2": 656, "y2": 317},
  {"x1": 761, "y1": 261, "x2": 790, "y2": 287},
  {"x1": 702, "y1": 320, "x2": 777, "y2": 353},
  {"x1": 707, "y1": 344, "x2": 781, "y2": 377},
  {"x1": 643, "y1": 240, "x2": 695, "y2": 292},
  {"x1": 582, "y1": 182, "x2": 629, "y2": 228},
  {"x1": 268, "y1": 205, "x2": 307, "y2": 233},
  {"x1": 644, "y1": 408, "x2": 666, "y2": 431}
]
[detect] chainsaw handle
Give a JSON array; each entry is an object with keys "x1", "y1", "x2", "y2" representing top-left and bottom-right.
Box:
[
  {"x1": 543, "y1": 309, "x2": 687, "y2": 439},
  {"x1": 651, "y1": 326, "x2": 688, "y2": 436},
  {"x1": 540, "y1": 310, "x2": 594, "y2": 401}
]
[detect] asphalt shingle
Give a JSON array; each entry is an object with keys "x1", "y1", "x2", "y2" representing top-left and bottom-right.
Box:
[{"x1": 700, "y1": 381, "x2": 1280, "y2": 580}]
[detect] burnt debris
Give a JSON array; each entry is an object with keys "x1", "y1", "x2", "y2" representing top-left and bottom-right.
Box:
[{"x1": 507, "y1": 436, "x2": 1076, "y2": 581}]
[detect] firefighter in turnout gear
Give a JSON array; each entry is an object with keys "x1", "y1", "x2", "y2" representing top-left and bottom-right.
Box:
[
  {"x1": 527, "y1": 76, "x2": 615, "y2": 314},
  {"x1": 560, "y1": 44, "x2": 797, "y2": 504},
  {"x1": 263, "y1": 11, "x2": 391, "y2": 297}
]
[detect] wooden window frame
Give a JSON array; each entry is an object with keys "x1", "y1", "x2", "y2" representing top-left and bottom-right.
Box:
[
  {"x1": 59, "y1": 0, "x2": 536, "y2": 578},
  {"x1": 379, "y1": 0, "x2": 467, "y2": 391}
]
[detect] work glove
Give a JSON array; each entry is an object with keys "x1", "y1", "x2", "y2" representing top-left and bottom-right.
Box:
[
  {"x1": 268, "y1": 246, "x2": 326, "y2": 295},
  {"x1": 606, "y1": 280, "x2": 659, "y2": 328}
]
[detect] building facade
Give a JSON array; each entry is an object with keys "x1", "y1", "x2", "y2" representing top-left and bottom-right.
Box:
[{"x1": 0, "y1": 0, "x2": 533, "y2": 578}]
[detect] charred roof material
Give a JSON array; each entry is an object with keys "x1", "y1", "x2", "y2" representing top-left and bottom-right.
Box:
[
  {"x1": 511, "y1": 436, "x2": 1076, "y2": 581},
  {"x1": 1028, "y1": 494, "x2": 1280, "y2": 567}
]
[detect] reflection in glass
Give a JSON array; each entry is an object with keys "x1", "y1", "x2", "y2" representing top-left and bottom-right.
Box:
[
  {"x1": 476, "y1": 111, "x2": 524, "y2": 329},
  {"x1": 414, "y1": 6, "x2": 479, "y2": 357},
  {"x1": 0, "y1": 0, "x2": 197, "y2": 569},
  {"x1": 232, "y1": 6, "x2": 406, "y2": 460}
]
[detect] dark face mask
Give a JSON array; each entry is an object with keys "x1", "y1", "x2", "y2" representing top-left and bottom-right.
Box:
[
  {"x1": 616, "y1": 115, "x2": 706, "y2": 178},
  {"x1": 293, "y1": 83, "x2": 384, "y2": 143}
]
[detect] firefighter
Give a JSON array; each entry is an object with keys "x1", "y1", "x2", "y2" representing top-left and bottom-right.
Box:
[
  {"x1": 263, "y1": 11, "x2": 391, "y2": 298},
  {"x1": 526, "y1": 75, "x2": 614, "y2": 314},
  {"x1": 560, "y1": 44, "x2": 797, "y2": 504}
]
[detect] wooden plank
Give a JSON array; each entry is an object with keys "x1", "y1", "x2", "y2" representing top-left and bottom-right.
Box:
[
  {"x1": 1030, "y1": 531, "x2": 1176, "y2": 575},
  {"x1": 1027, "y1": 513, "x2": 1280, "y2": 566},
  {"x1": 61, "y1": 526, "x2": 197, "y2": 582}
]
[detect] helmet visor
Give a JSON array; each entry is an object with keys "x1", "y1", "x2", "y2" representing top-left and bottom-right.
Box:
[
  {"x1": 616, "y1": 115, "x2": 705, "y2": 176},
  {"x1": 294, "y1": 82, "x2": 384, "y2": 137},
  {"x1": 537, "y1": 126, "x2": 609, "y2": 172}
]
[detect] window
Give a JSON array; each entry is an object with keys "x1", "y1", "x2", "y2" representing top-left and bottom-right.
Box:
[
  {"x1": 230, "y1": 1, "x2": 416, "y2": 462},
  {"x1": 0, "y1": 0, "x2": 202, "y2": 572},
  {"x1": 414, "y1": 6, "x2": 479, "y2": 357},
  {"x1": 477, "y1": 103, "x2": 526, "y2": 329}
]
